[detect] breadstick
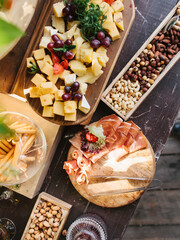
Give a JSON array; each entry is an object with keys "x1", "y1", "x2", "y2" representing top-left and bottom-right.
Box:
[
  {"x1": 0, "y1": 148, "x2": 14, "y2": 166},
  {"x1": 10, "y1": 123, "x2": 28, "y2": 129},
  {"x1": 9, "y1": 121, "x2": 20, "y2": 128},
  {"x1": 17, "y1": 161, "x2": 27, "y2": 172},
  {"x1": 0, "y1": 148, "x2": 6, "y2": 155},
  {"x1": 21, "y1": 135, "x2": 36, "y2": 155},
  {"x1": 1, "y1": 139, "x2": 13, "y2": 149},
  {"x1": 22, "y1": 156, "x2": 35, "y2": 162},
  {"x1": 16, "y1": 129, "x2": 36, "y2": 134},
  {"x1": 0, "y1": 142, "x2": 11, "y2": 152},
  {"x1": 12, "y1": 142, "x2": 21, "y2": 167},
  {"x1": 0, "y1": 157, "x2": 13, "y2": 174}
]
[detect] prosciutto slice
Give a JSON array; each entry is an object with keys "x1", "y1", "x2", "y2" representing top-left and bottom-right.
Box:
[
  {"x1": 107, "y1": 145, "x2": 128, "y2": 162},
  {"x1": 76, "y1": 169, "x2": 88, "y2": 185},
  {"x1": 129, "y1": 132, "x2": 147, "y2": 153},
  {"x1": 63, "y1": 160, "x2": 79, "y2": 175},
  {"x1": 127, "y1": 121, "x2": 140, "y2": 139},
  {"x1": 77, "y1": 156, "x2": 92, "y2": 172}
]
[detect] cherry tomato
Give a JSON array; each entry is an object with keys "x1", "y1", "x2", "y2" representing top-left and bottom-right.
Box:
[
  {"x1": 85, "y1": 132, "x2": 98, "y2": 143},
  {"x1": 51, "y1": 52, "x2": 60, "y2": 65},
  {"x1": 61, "y1": 59, "x2": 69, "y2": 69},
  {"x1": 103, "y1": 0, "x2": 115, "y2": 5},
  {"x1": 53, "y1": 63, "x2": 64, "y2": 75}
]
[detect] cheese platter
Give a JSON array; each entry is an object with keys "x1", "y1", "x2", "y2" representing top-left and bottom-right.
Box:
[{"x1": 24, "y1": 0, "x2": 135, "y2": 125}]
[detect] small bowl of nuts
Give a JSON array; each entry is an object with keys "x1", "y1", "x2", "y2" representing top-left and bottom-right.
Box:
[{"x1": 21, "y1": 192, "x2": 72, "y2": 240}]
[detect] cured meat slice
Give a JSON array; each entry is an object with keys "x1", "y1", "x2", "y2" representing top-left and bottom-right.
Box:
[
  {"x1": 77, "y1": 157, "x2": 91, "y2": 172},
  {"x1": 127, "y1": 121, "x2": 140, "y2": 139},
  {"x1": 111, "y1": 132, "x2": 127, "y2": 150},
  {"x1": 107, "y1": 145, "x2": 128, "y2": 162},
  {"x1": 69, "y1": 133, "x2": 82, "y2": 151},
  {"x1": 129, "y1": 132, "x2": 147, "y2": 153},
  {"x1": 90, "y1": 147, "x2": 109, "y2": 163},
  {"x1": 117, "y1": 122, "x2": 131, "y2": 136},
  {"x1": 71, "y1": 149, "x2": 82, "y2": 160},
  {"x1": 124, "y1": 133, "x2": 134, "y2": 148},
  {"x1": 63, "y1": 160, "x2": 79, "y2": 175},
  {"x1": 76, "y1": 169, "x2": 88, "y2": 185}
]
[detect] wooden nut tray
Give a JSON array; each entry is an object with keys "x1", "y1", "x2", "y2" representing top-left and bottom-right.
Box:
[
  {"x1": 24, "y1": 0, "x2": 135, "y2": 126},
  {"x1": 102, "y1": 1, "x2": 180, "y2": 121},
  {"x1": 21, "y1": 192, "x2": 72, "y2": 240}
]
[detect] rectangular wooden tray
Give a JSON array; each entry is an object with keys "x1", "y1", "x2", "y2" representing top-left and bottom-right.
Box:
[
  {"x1": 23, "y1": 0, "x2": 135, "y2": 126},
  {"x1": 0, "y1": 93, "x2": 62, "y2": 199},
  {"x1": 21, "y1": 192, "x2": 72, "y2": 240},
  {"x1": 102, "y1": 1, "x2": 180, "y2": 121}
]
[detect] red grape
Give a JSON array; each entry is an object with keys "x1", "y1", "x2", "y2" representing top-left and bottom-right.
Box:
[
  {"x1": 62, "y1": 93, "x2": 72, "y2": 101},
  {"x1": 73, "y1": 93, "x2": 82, "y2": 100},
  {"x1": 47, "y1": 42, "x2": 55, "y2": 51},
  {"x1": 51, "y1": 34, "x2": 60, "y2": 42},
  {"x1": 97, "y1": 31, "x2": 105, "y2": 40},
  {"x1": 90, "y1": 39, "x2": 101, "y2": 49},
  {"x1": 65, "y1": 86, "x2": 71, "y2": 93},
  {"x1": 64, "y1": 51, "x2": 74, "y2": 59},
  {"x1": 67, "y1": 14, "x2": 74, "y2": 22},
  {"x1": 66, "y1": 2, "x2": 71, "y2": 7},
  {"x1": 70, "y1": 4, "x2": 76, "y2": 14},
  {"x1": 101, "y1": 38, "x2": 111, "y2": 48},
  {"x1": 65, "y1": 39, "x2": 72, "y2": 46},
  {"x1": 54, "y1": 40, "x2": 64, "y2": 48},
  {"x1": 62, "y1": 6, "x2": 70, "y2": 17},
  {"x1": 71, "y1": 81, "x2": 80, "y2": 92}
]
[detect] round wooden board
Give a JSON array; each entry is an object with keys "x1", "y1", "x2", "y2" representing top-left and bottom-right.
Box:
[{"x1": 68, "y1": 139, "x2": 156, "y2": 208}]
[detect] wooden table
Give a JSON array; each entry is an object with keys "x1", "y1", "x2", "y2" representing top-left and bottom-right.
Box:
[{"x1": 0, "y1": 0, "x2": 179, "y2": 239}]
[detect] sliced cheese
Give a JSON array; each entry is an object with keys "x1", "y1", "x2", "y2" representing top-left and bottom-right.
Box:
[
  {"x1": 53, "y1": 101, "x2": 64, "y2": 116},
  {"x1": 65, "y1": 24, "x2": 77, "y2": 39},
  {"x1": 53, "y1": 2, "x2": 65, "y2": 17},
  {"x1": 69, "y1": 60, "x2": 87, "y2": 77},
  {"x1": 31, "y1": 73, "x2": 47, "y2": 87},
  {"x1": 52, "y1": 15, "x2": 65, "y2": 33},
  {"x1": 76, "y1": 67, "x2": 102, "y2": 84},
  {"x1": 78, "y1": 95, "x2": 90, "y2": 114},
  {"x1": 64, "y1": 101, "x2": 77, "y2": 114},
  {"x1": 92, "y1": 52, "x2": 103, "y2": 76},
  {"x1": 40, "y1": 82, "x2": 53, "y2": 95},
  {"x1": 43, "y1": 106, "x2": 54, "y2": 118},
  {"x1": 33, "y1": 48, "x2": 45, "y2": 60},
  {"x1": 37, "y1": 60, "x2": 45, "y2": 72}
]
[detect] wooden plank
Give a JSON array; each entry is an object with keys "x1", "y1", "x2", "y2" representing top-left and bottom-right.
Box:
[
  {"x1": 123, "y1": 225, "x2": 180, "y2": 240},
  {"x1": 155, "y1": 155, "x2": 180, "y2": 189},
  {"x1": 162, "y1": 137, "x2": 180, "y2": 155},
  {"x1": 129, "y1": 190, "x2": 180, "y2": 225}
]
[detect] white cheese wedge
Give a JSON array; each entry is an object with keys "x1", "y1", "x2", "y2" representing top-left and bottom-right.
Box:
[
  {"x1": 39, "y1": 36, "x2": 51, "y2": 48},
  {"x1": 53, "y1": 2, "x2": 65, "y2": 17},
  {"x1": 64, "y1": 74, "x2": 76, "y2": 86},
  {"x1": 78, "y1": 95, "x2": 90, "y2": 114}
]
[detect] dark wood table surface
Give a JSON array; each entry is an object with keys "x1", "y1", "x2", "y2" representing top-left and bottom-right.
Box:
[{"x1": 0, "y1": 0, "x2": 180, "y2": 239}]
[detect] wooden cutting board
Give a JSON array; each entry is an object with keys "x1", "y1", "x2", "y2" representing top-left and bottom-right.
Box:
[{"x1": 68, "y1": 140, "x2": 156, "y2": 208}]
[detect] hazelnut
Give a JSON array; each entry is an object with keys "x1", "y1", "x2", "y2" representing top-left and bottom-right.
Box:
[
  {"x1": 151, "y1": 61, "x2": 156, "y2": 67},
  {"x1": 148, "y1": 79, "x2": 155, "y2": 84},
  {"x1": 140, "y1": 61, "x2": 145, "y2": 66},
  {"x1": 146, "y1": 44, "x2": 152, "y2": 50}
]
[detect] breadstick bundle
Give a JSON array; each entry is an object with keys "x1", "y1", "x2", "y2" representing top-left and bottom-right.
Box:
[{"x1": 0, "y1": 119, "x2": 37, "y2": 183}]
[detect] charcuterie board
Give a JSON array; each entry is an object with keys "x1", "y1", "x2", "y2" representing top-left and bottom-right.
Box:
[
  {"x1": 68, "y1": 139, "x2": 155, "y2": 208},
  {"x1": 24, "y1": 0, "x2": 135, "y2": 126}
]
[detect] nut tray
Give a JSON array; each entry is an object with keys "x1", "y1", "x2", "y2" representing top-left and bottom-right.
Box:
[
  {"x1": 102, "y1": 1, "x2": 180, "y2": 121},
  {"x1": 21, "y1": 192, "x2": 72, "y2": 240}
]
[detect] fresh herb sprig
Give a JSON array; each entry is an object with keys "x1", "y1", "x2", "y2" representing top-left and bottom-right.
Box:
[
  {"x1": 28, "y1": 61, "x2": 39, "y2": 75},
  {"x1": 53, "y1": 44, "x2": 76, "y2": 52}
]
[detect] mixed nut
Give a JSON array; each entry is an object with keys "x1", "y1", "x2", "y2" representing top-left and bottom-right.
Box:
[
  {"x1": 25, "y1": 199, "x2": 63, "y2": 240},
  {"x1": 105, "y1": 8, "x2": 180, "y2": 117}
]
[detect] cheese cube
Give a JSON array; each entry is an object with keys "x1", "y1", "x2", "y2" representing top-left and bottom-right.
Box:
[
  {"x1": 53, "y1": 2, "x2": 65, "y2": 17},
  {"x1": 52, "y1": 84, "x2": 58, "y2": 93},
  {"x1": 41, "y1": 82, "x2": 53, "y2": 95},
  {"x1": 103, "y1": 21, "x2": 120, "y2": 40},
  {"x1": 80, "y1": 48, "x2": 93, "y2": 64},
  {"x1": 67, "y1": 21, "x2": 80, "y2": 30},
  {"x1": 109, "y1": 26, "x2": 121, "y2": 41},
  {"x1": 65, "y1": 24, "x2": 77, "y2": 39},
  {"x1": 78, "y1": 96, "x2": 90, "y2": 114},
  {"x1": 48, "y1": 74, "x2": 59, "y2": 84},
  {"x1": 79, "y1": 82, "x2": 88, "y2": 95},
  {"x1": 72, "y1": 36, "x2": 84, "y2": 56},
  {"x1": 64, "y1": 101, "x2": 77, "y2": 114},
  {"x1": 39, "y1": 36, "x2": 51, "y2": 48},
  {"x1": 59, "y1": 70, "x2": 71, "y2": 80},
  {"x1": 111, "y1": 0, "x2": 124, "y2": 12},
  {"x1": 64, "y1": 112, "x2": 76, "y2": 121},
  {"x1": 53, "y1": 101, "x2": 64, "y2": 116},
  {"x1": 64, "y1": 74, "x2": 76, "y2": 86},
  {"x1": 33, "y1": 48, "x2": 45, "y2": 60},
  {"x1": 114, "y1": 12, "x2": 124, "y2": 30},
  {"x1": 37, "y1": 60, "x2": 45, "y2": 72},
  {"x1": 44, "y1": 26, "x2": 53, "y2": 37},
  {"x1": 29, "y1": 87, "x2": 42, "y2": 98},
  {"x1": 43, "y1": 106, "x2": 54, "y2": 118},
  {"x1": 31, "y1": 73, "x2": 46, "y2": 87},
  {"x1": 41, "y1": 62, "x2": 54, "y2": 76},
  {"x1": 60, "y1": 86, "x2": 65, "y2": 90},
  {"x1": 26, "y1": 57, "x2": 36, "y2": 68},
  {"x1": 44, "y1": 55, "x2": 53, "y2": 65},
  {"x1": 55, "y1": 90, "x2": 64, "y2": 101},
  {"x1": 92, "y1": 52, "x2": 103, "y2": 76},
  {"x1": 40, "y1": 94, "x2": 53, "y2": 106},
  {"x1": 69, "y1": 60, "x2": 87, "y2": 77},
  {"x1": 52, "y1": 15, "x2": 65, "y2": 33},
  {"x1": 76, "y1": 67, "x2": 102, "y2": 84}
]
